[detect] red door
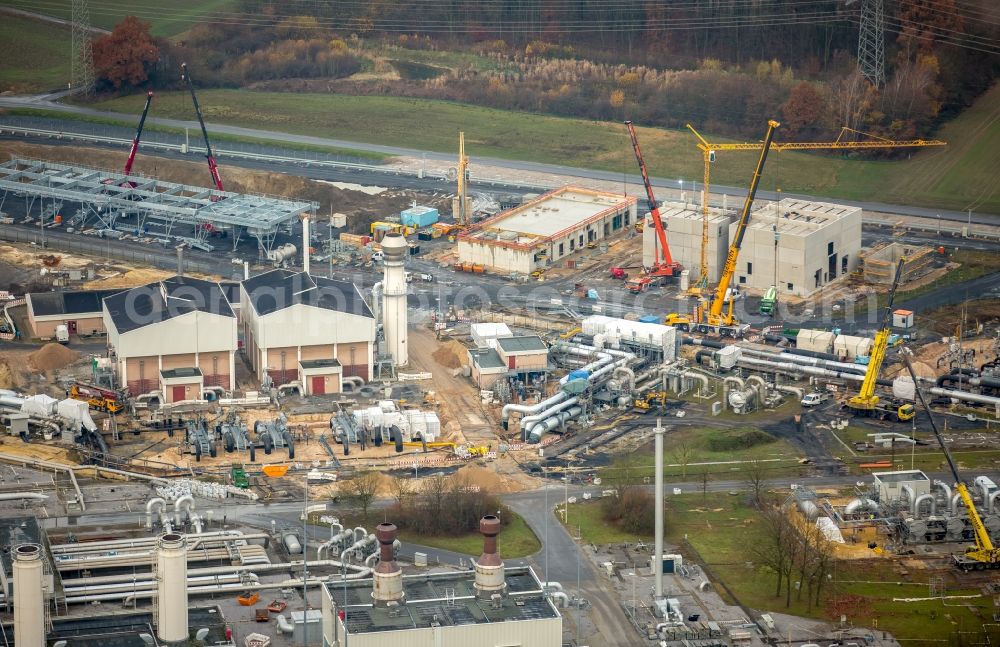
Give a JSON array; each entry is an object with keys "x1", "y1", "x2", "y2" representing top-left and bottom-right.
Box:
[
  {"x1": 171, "y1": 385, "x2": 186, "y2": 402},
  {"x1": 67, "y1": 321, "x2": 78, "y2": 334},
  {"x1": 508, "y1": 356, "x2": 516, "y2": 369},
  {"x1": 311, "y1": 376, "x2": 325, "y2": 395}
]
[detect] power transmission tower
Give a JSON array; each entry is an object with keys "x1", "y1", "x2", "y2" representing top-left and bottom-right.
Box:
[
  {"x1": 71, "y1": 0, "x2": 95, "y2": 94},
  {"x1": 857, "y1": 0, "x2": 885, "y2": 86}
]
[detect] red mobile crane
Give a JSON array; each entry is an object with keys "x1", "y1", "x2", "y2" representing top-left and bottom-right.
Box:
[
  {"x1": 624, "y1": 120, "x2": 682, "y2": 293},
  {"x1": 181, "y1": 63, "x2": 224, "y2": 194},
  {"x1": 123, "y1": 90, "x2": 154, "y2": 177}
]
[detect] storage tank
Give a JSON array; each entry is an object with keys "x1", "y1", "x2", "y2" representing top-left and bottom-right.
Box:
[
  {"x1": 267, "y1": 243, "x2": 297, "y2": 264},
  {"x1": 796, "y1": 329, "x2": 835, "y2": 354},
  {"x1": 155, "y1": 533, "x2": 189, "y2": 643},
  {"x1": 892, "y1": 376, "x2": 916, "y2": 401},
  {"x1": 283, "y1": 532, "x2": 303, "y2": 555},
  {"x1": 13, "y1": 544, "x2": 45, "y2": 647}
]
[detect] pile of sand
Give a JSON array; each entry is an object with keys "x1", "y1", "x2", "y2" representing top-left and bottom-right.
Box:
[
  {"x1": 28, "y1": 343, "x2": 80, "y2": 371},
  {"x1": 432, "y1": 339, "x2": 468, "y2": 369},
  {"x1": 452, "y1": 464, "x2": 523, "y2": 493},
  {"x1": 84, "y1": 268, "x2": 174, "y2": 290},
  {"x1": 0, "y1": 357, "x2": 20, "y2": 389}
]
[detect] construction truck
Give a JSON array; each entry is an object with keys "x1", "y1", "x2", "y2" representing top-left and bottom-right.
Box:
[
  {"x1": 759, "y1": 285, "x2": 778, "y2": 316},
  {"x1": 845, "y1": 259, "x2": 915, "y2": 423},
  {"x1": 70, "y1": 382, "x2": 126, "y2": 414},
  {"x1": 625, "y1": 276, "x2": 653, "y2": 293},
  {"x1": 665, "y1": 120, "x2": 780, "y2": 337},
  {"x1": 624, "y1": 121, "x2": 683, "y2": 281},
  {"x1": 901, "y1": 351, "x2": 999, "y2": 570}
]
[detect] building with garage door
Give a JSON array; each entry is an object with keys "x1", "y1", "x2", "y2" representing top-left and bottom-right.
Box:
[
  {"x1": 457, "y1": 186, "x2": 637, "y2": 274},
  {"x1": 241, "y1": 269, "x2": 375, "y2": 394},
  {"x1": 26, "y1": 289, "x2": 121, "y2": 339},
  {"x1": 102, "y1": 276, "x2": 237, "y2": 397}
]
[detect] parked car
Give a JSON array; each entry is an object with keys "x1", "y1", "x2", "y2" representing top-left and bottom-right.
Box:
[{"x1": 800, "y1": 392, "x2": 830, "y2": 407}]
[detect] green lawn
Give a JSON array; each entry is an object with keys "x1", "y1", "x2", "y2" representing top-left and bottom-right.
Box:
[
  {"x1": 0, "y1": 0, "x2": 236, "y2": 37},
  {"x1": 0, "y1": 15, "x2": 70, "y2": 92},
  {"x1": 311, "y1": 510, "x2": 540, "y2": 559},
  {"x1": 558, "y1": 498, "x2": 654, "y2": 545},
  {"x1": 86, "y1": 87, "x2": 1000, "y2": 213},
  {"x1": 598, "y1": 425, "x2": 805, "y2": 483}
]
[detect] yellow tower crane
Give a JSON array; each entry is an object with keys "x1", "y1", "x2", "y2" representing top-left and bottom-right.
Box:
[
  {"x1": 457, "y1": 131, "x2": 469, "y2": 226},
  {"x1": 684, "y1": 125, "x2": 946, "y2": 295}
]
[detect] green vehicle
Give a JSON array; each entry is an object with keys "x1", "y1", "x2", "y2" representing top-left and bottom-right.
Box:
[
  {"x1": 230, "y1": 464, "x2": 250, "y2": 489},
  {"x1": 759, "y1": 285, "x2": 778, "y2": 316}
]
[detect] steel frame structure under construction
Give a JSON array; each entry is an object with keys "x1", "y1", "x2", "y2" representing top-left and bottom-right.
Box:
[{"x1": 0, "y1": 157, "x2": 316, "y2": 255}]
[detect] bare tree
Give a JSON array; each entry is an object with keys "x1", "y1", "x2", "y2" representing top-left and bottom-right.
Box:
[
  {"x1": 346, "y1": 470, "x2": 381, "y2": 519},
  {"x1": 388, "y1": 475, "x2": 414, "y2": 506},
  {"x1": 744, "y1": 458, "x2": 768, "y2": 508},
  {"x1": 672, "y1": 441, "x2": 694, "y2": 479},
  {"x1": 749, "y1": 505, "x2": 794, "y2": 600}
]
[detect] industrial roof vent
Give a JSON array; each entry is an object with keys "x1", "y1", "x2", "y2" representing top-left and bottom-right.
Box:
[
  {"x1": 474, "y1": 515, "x2": 507, "y2": 599},
  {"x1": 372, "y1": 523, "x2": 405, "y2": 606}
]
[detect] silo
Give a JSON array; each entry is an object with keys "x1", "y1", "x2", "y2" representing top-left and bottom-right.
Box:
[
  {"x1": 381, "y1": 232, "x2": 409, "y2": 366},
  {"x1": 13, "y1": 544, "x2": 45, "y2": 647},
  {"x1": 156, "y1": 533, "x2": 189, "y2": 644}
]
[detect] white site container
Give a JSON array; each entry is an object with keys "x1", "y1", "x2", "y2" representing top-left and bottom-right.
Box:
[{"x1": 796, "y1": 329, "x2": 835, "y2": 354}]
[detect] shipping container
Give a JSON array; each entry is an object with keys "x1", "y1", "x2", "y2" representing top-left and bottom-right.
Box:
[
  {"x1": 833, "y1": 334, "x2": 873, "y2": 361},
  {"x1": 330, "y1": 213, "x2": 347, "y2": 228},
  {"x1": 796, "y1": 329, "x2": 835, "y2": 354},
  {"x1": 400, "y1": 205, "x2": 439, "y2": 228}
]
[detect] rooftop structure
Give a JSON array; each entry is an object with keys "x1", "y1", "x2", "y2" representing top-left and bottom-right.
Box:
[
  {"x1": 643, "y1": 201, "x2": 735, "y2": 284},
  {"x1": 0, "y1": 157, "x2": 315, "y2": 254},
  {"x1": 457, "y1": 186, "x2": 636, "y2": 274},
  {"x1": 322, "y1": 566, "x2": 560, "y2": 646},
  {"x1": 732, "y1": 198, "x2": 862, "y2": 297}
]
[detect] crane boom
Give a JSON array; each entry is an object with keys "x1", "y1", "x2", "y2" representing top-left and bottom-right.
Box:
[
  {"x1": 901, "y1": 352, "x2": 998, "y2": 568},
  {"x1": 624, "y1": 120, "x2": 679, "y2": 275},
  {"x1": 848, "y1": 258, "x2": 905, "y2": 411},
  {"x1": 707, "y1": 119, "x2": 780, "y2": 321},
  {"x1": 123, "y1": 90, "x2": 153, "y2": 176},
  {"x1": 181, "y1": 63, "x2": 224, "y2": 192}
]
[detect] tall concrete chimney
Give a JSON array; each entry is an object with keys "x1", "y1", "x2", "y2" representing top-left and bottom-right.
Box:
[
  {"x1": 654, "y1": 418, "x2": 665, "y2": 601},
  {"x1": 381, "y1": 232, "x2": 408, "y2": 366},
  {"x1": 371, "y1": 523, "x2": 404, "y2": 606},
  {"x1": 156, "y1": 533, "x2": 189, "y2": 644},
  {"x1": 13, "y1": 544, "x2": 44, "y2": 647},
  {"x1": 474, "y1": 515, "x2": 506, "y2": 598}
]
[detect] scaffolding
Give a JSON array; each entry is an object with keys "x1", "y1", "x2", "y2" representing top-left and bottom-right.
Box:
[
  {"x1": 0, "y1": 157, "x2": 316, "y2": 255},
  {"x1": 861, "y1": 242, "x2": 936, "y2": 285}
]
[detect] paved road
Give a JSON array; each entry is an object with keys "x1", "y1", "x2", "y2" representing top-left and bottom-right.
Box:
[{"x1": 1, "y1": 94, "x2": 996, "y2": 221}]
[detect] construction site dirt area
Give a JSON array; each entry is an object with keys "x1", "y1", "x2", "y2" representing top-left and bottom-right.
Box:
[{"x1": 28, "y1": 342, "x2": 80, "y2": 372}]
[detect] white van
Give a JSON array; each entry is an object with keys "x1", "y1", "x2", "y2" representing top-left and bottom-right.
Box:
[{"x1": 371, "y1": 250, "x2": 384, "y2": 262}]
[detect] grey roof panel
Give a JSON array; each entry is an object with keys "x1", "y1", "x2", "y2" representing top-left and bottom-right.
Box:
[
  {"x1": 243, "y1": 270, "x2": 373, "y2": 319},
  {"x1": 104, "y1": 276, "x2": 233, "y2": 334},
  {"x1": 496, "y1": 335, "x2": 547, "y2": 353},
  {"x1": 29, "y1": 289, "x2": 121, "y2": 317}
]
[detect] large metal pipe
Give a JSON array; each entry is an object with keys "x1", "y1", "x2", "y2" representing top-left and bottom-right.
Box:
[
  {"x1": 156, "y1": 533, "x2": 188, "y2": 643},
  {"x1": 934, "y1": 480, "x2": 953, "y2": 513},
  {"x1": 13, "y1": 544, "x2": 44, "y2": 647},
  {"x1": 929, "y1": 387, "x2": 1000, "y2": 407},
  {"x1": 301, "y1": 214, "x2": 310, "y2": 274},
  {"x1": 990, "y1": 491, "x2": 1000, "y2": 514},
  {"x1": 174, "y1": 494, "x2": 194, "y2": 525},
  {"x1": 680, "y1": 371, "x2": 710, "y2": 394},
  {"x1": 845, "y1": 498, "x2": 878, "y2": 515},
  {"x1": 913, "y1": 493, "x2": 936, "y2": 517},
  {"x1": 526, "y1": 406, "x2": 583, "y2": 443},
  {"x1": 901, "y1": 483, "x2": 915, "y2": 509},
  {"x1": 683, "y1": 336, "x2": 723, "y2": 348},
  {"x1": 51, "y1": 530, "x2": 249, "y2": 553},
  {"x1": 521, "y1": 397, "x2": 579, "y2": 437},
  {"x1": 0, "y1": 492, "x2": 49, "y2": 501}
]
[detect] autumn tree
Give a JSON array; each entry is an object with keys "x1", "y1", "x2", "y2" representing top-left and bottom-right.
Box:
[
  {"x1": 92, "y1": 16, "x2": 160, "y2": 90},
  {"x1": 346, "y1": 470, "x2": 381, "y2": 519},
  {"x1": 781, "y1": 81, "x2": 828, "y2": 138}
]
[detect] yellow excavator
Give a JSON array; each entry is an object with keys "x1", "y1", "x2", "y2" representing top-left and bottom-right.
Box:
[
  {"x1": 633, "y1": 390, "x2": 668, "y2": 413},
  {"x1": 901, "y1": 351, "x2": 999, "y2": 570},
  {"x1": 665, "y1": 120, "x2": 779, "y2": 337},
  {"x1": 846, "y1": 258, "x2": 915, "y2": 422}
]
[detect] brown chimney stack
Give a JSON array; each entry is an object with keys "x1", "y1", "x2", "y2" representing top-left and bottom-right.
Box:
[
  {"x1": 372, "y1": 523, "x2": 405, "y2": 605},
  {"x1": 474, "y1": 515, "x2": 507, "y2": 598}
]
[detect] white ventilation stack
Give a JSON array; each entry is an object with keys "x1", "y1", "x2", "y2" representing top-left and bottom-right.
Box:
[
  {"x1": 371, "y1": 523, "x2": 404, "y2": 606},
  {"x1": 381, "y1": 232, "x2": 408, "y2": 366},
  {"x1": 474, "y1": 515, "x2": 506, "y2": 599},
  {"x1": 301, "y1": 214, "x2": 311, "y2": 275},
  {"x1": 13, "y1": 544, "x2": 45, "y2": 647},
  {"x1": 156, "y1": 533, "x2": 189, "y2": 644}
]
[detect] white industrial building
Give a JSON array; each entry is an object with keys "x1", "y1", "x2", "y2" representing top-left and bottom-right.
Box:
[
  {"x1": 643, "y1": 201, "x2": 734, "y2": 284},
  {"x1": 732, "y1": 199, "x2": 862, "y2": 297},
  {"x1": 457, "y1": 186, "x2": 637, "y2": 274},
  {"x1": 102, "y1": 276, "x2": 237, "y2": 398},
  {"x1": 241, "y1": 269, "x2": 375, "y2": 392},
  {"x1": 322, "y1": 519, "x2": 561, "y2": 647}
]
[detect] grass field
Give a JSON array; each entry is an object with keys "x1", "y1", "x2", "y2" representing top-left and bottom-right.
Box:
[
  {"x1": 0, "y1": 15, "x2": 70, "y2": 92},
  {"x1": 599, "y1": 425, "x2": 805, "y2": 484},
  {"x1": 558, "y1": 498, "x2": 655, "y2": 545},
  {"x1": 88, "y1": 87, "x2": 1000, "y2": 213},
  {"x1": 0, "y1": 0, "x2": 235, "y2": 37}
]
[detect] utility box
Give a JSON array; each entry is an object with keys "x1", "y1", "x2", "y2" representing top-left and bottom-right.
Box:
[
  {"x1": 893, "y1": 309, "x2": 914, "y2": 329},
  {"x1": 7, "y1": 412, "x2": 29, "y2": 436},
  {"x1": 400, "y1": 205, "x2": 439, "y2": 228},
  {"x1": 330, "y1": 213, "x2": 348, "y2": 228},
  {"x1": 715, "y1": 345, "x2": 741, "y2": 370},
  {"x1": 650, "y1": 554, "x2": 683, "y2": 574}
]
